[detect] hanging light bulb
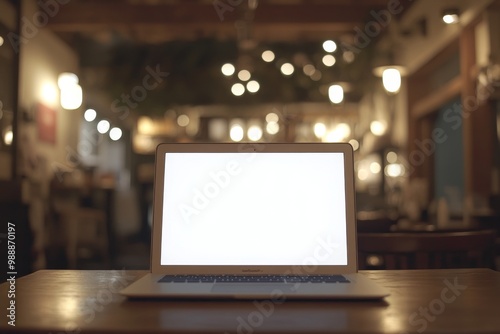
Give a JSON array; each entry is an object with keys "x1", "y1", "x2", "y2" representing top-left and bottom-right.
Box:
[
  {"x1": 328, "y1": 84, "x2": 344, "y2": 104},
  {"x1": 373, "y1": 65, "x2": 406, "y2": 94},
  {"x1": 58, "y1": 72, "x2": 82, "y2": 110},
  {"x1": 382, "y1": 68, "x2": 402, "y2": 93},
  {"x1": 442, "y1": 8, "x2": 460, "y2": 24},
  {"x1": 58, "y1": 72, "x2": 78, "y2": 89},
  {"x1": 322, "y1": 40, "x2": 337, "y2": 53}
]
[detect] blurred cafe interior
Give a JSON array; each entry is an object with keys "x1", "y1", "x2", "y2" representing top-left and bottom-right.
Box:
[{"x1": 0, "y1": 0, "x2": 500, "y2": 275}]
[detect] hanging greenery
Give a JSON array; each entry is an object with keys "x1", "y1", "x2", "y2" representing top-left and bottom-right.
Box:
[{"x1": 77, "y1": 35, "x2": 375, "y2": 117}]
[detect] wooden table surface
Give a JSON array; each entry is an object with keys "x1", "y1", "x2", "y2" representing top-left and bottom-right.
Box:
[{"x1": 1, "y1": 269, "x2": 500, "y2": 333}]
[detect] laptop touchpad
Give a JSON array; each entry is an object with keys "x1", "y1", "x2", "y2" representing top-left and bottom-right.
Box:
[{"x1": 211, "y1": 283, "x2": 296, "y2": 294}]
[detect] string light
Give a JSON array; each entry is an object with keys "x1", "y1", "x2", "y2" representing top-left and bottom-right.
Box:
[
  {"x1": 238, "y1": 70, "x2": 251, "y2": 81},
  {"x1": 84, "y1": 109, "x2": 96, "y2": 122},
  {"x1": 231, "y1": 83, "x2": 245, "y2": 96},
  {"x1": 322, "y1": 55, "x2": 336, "y2": 67},
  {"x1": 280, "y1": 63, "x2": 294, "y2": 76},
  {"x1": 261, "y1": 50, "x2": 275, "y2": 62},
  {"x1": 322, "y1": 40, "x2": 337, "y2": 52},
  {"x1": 221, "y1": 63, "x2": 235, "y2": 76},
  {"x1": 246, "y1": 80, "x2": 260, "y2": 93},
  {"x1": 109, "y1": 127, "x2": 122, "y2": 141},
  {"x1": 97, "y1": 120, "x2": 110, "y2": 134}
]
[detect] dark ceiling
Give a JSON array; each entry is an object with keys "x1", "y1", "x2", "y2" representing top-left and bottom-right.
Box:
[
  {"x1": 48, "y1": 0, "x2": 397, "y2": 44},
  {"x1": 43, "y1": 0, "x2": 410, "y2": 114}
]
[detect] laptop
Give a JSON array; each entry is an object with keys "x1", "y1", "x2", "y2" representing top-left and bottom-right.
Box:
[{"x1": 121, "y1": 142, "x2": 389, "y2": 299}]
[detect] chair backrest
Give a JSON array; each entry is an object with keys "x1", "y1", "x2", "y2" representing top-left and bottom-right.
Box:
[
  {"x1": 62, "y1": 207, "x2": 109, "y2": 268},
  {"x1": 357, "y1": 211, "x2": 397, "y2": 233},
  {"x1": 357, "y1": 229, "x2": 497, "y2": 269},
  {"x1": 76, "y1": 208, "x2": 108, "y2": 244}
]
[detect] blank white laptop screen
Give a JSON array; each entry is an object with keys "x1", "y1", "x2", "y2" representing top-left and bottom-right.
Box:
[{"x1": 161, "y1": 152, "x2": 347, "y2": 266}]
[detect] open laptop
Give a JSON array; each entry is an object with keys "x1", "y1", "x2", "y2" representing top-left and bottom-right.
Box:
[{"x1": 121, "y1": 142, "x2": 389, "y2": 299}]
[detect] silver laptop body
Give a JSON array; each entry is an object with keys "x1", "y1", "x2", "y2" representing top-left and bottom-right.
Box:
[{"x1": 121, "y1": 142, "x2": 389, "y2": 299}]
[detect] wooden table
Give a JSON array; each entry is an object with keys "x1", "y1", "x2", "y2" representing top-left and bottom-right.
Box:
[{"x1": 1, "y1": 269, "x2": 500, "y2": 333}]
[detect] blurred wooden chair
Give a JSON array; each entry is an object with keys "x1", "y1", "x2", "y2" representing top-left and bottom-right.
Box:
[
  {"x1": 357, "y1": 229, "x2": 497, "y2": 270},
  {"x1": 357, "y1": 211, "x2": 397, "y2": 233},
  {"x1": 64, "y1": 208, "x2": 110, "y2": 268}
]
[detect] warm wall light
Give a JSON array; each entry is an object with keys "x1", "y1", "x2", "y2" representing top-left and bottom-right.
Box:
[
  {"x1": 324, "y1": 123, "x2": 350, "y2": 142},
  {"x1": 373, "y1": 66, "x2": 406, "y2": 94},
  {"x1": 138, "y1": 116, "x2": 154, "y2": 134},
  {"x1": 0, "y1": 36, "x2": 4, "y2": 46},
  {"x1": 442, "y1": 8, "x2": 460, "y2": 24},
  {"x1": 58, "y1": 72, "x2": 78, "y2": 88},
  {"x1": 370, "y1": 120, "x2": 387, "y2": 136},
  {"x1": 313, "y1": 122, "x2": 326, "y2": 138},
  {"x1": 229, "y1": 121, "x2": 245, "y2": 142},
  {"x1": 58, "y1": 73, "x2": 82, "y2": 110},
  {"x1": 41, "y1": 82, "x2": 59, "y2": 106},
  {"x1": 3, "y1": 126, "x2": 13, "y2": 145},
  {"x1": 336, "y1": 123, "x2": 351, "y2": 138}
]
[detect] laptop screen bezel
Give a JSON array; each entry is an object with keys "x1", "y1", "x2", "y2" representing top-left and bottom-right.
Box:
[{"x1": 150, "y1": 142, "x2": 358, "y2": 275}]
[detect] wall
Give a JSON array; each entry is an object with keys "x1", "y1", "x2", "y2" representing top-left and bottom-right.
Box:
[
  {"x1": 17, "y1": 0, "x2": 80, "y2": 269},
  {"x1": 395, "y1": 0, "x2": 492, "y2": 73},
  {"x1": 364, "y1": 0, "x2": 494, "y2": 158},
  {"x1": 18, "y1": 3, "x2": 80, "y2": 179}
]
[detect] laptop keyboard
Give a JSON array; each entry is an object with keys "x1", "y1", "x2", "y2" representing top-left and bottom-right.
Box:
[{"x1": 158, "y1": 274, "x2": 350, "y2": 283}]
